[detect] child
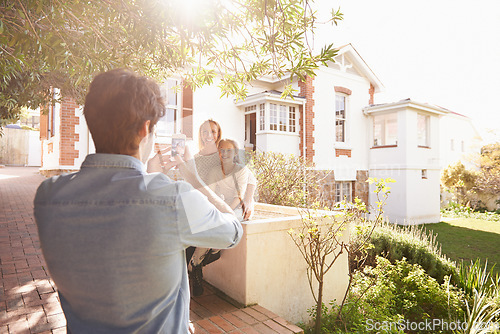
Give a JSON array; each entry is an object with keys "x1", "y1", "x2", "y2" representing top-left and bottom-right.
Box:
[{"x1": 208, "y1": 139, "x2": 257, "y2": 221}]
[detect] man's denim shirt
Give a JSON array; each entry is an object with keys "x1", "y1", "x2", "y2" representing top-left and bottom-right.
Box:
[{"x1": 34, "y1": 154, "x2": 243, "y2": 333}]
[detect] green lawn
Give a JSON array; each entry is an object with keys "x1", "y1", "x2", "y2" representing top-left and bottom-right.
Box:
[{"x1": 424, "y1": 218, "x2": 500, "y2": 275}]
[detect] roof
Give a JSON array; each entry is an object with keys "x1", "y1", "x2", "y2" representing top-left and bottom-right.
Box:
[
  {"x1": 335, "y1": 44, "x2": 384, "y2": 93},
  {"x1": 254, "y1": 44, "x2": 384, "y2": 94},
  {"x1": 234, "y1": 90, "x2": 305, "y2": 107},
  {"x1": 363, "y1": 98, "x2": 450, "y2": 116}
]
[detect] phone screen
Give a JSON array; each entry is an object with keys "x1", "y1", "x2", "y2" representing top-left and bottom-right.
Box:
[{"x1": 171, "y1": 137, "x2": 186, "y2": 157}]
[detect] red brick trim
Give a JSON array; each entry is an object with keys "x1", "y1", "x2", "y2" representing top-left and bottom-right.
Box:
[
  {"x1": 334, "y1": 86, "x2": 352, "y2": 95},
  {"x1": 298, "y1": 76, "x2": 315, "y2": 162},
  {"x1": 335, "y1": 149, "x2": 351, "y2": 157},
  {"x1": 182, "y1": 81, "x2": 193, "y2": 139},
  {"x1": 59, "y1": 97, "x2": 80, "y2": 166},
  {"x1": 369, "y1": 84, "x2": 375, "y2": 105}
]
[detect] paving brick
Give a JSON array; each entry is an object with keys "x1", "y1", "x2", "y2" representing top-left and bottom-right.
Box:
[
  {"x1": 221, "y1": 313, "x2": 248, "y2": 328},
  {"x1": 0, "y1": 311, "x2": 26, "y2": 326},
  {"x1": 7, "y1": 318, "x2": 30, "y2": 334},
  {"x1": 190, "y1": 299, "x2": 214, "y2": 319},
  {"x1": 272, "y1": 317, "x2": 303, "y2": 333},
  {"x1": 209, "y1": 315, "x2": 236, "y2": 332},
  {"x1": 26, "y1": 311, "x2": 46, "y2": 328},
  {"x1": 46, "y1": 313, "x2": 66, "y2": 328},
  {"x1": 42, "y1": 302, "x2": 63, "y2": 317},
  {"x1": 263, "y1": 319, "x2": 294, "y2": 334},
  {"x1": 232, "y1": 310, "x2": 259, "y2": 325},
  {"x1": 190, "y1": 310, "x2": 203, "y2": 322},
  {"x1": 192, "y1": 323, "x2": 209, "y2": 333},
  {"x1": 0, "y1": 167, "x2": 305, "y2": 334},
  {"x1": 241, "y1": 307, "x2": 269, "y2": 322},
  {"x1": 250, "y1": 305, "x2": 278, "y2": 319},
  {"x1": 252, "y1": 323, "x2": 277, "y2": 334},
  {"x1": 240, "y1": 327, "x2": 260, "y2": 334},
  {"x1": 197, "y1": 319, "x2": 224, "y2": 333}
]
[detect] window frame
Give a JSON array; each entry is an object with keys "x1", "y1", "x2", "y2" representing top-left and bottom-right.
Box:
[
  {"x1": 335, "y1": 94, "x2": 347, "y2": 143},
  {"x1": 373, "y1": 112, "x2": 398, "y2": 147},
  {"x1": 264, "y1": 102, "x2": 298, "y2": 133},
  {"x1": 334, "y1": 181, "x2": 352, "y2": 203},
  {"x1": 417, "y1": 113, "x2": 430, "y2": 147},
  {"x1": 156, "y1": 79, "x2": 180, "y2": 138},
  {"x1": 259, "y1": 103, "x2": 266, "y2": 131}
]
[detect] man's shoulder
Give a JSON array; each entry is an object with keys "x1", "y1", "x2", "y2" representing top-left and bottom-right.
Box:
[{"x1": 144, "y1": 172, "x2": 193, "y2": 194}]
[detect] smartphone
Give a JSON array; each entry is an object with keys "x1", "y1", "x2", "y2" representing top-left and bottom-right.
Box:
[{"x1": 171, "y1": 134, "x2": 186, "y2": 157}]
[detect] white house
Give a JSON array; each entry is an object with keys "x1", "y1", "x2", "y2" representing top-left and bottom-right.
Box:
[
  {"x1": 439, "y1": 111, "x2": 482, "y2": 170},
  {"x1": 39, "y1": 43, "x2": 476, "y2": 223}
]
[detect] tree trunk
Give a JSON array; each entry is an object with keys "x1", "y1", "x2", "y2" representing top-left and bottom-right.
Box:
[{"x1": 314, "y1": 280, "x2": 324, "y2": 334}]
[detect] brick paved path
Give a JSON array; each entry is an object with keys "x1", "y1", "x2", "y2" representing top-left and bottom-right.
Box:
[{"x1": 0, "y1": 167, "x2": 302, "y2": 333}]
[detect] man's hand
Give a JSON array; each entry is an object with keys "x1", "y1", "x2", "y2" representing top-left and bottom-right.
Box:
[{"x1": 147, "y1": 146, "x2": 178, "y2": 173}]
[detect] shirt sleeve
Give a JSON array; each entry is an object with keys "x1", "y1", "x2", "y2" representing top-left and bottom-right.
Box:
[
  {"x1": 245, "y1": 167, "x2": 257, "y2": 186},
  {"x1": 175, "y1": 182, "x2": 243, "y2": 249}
]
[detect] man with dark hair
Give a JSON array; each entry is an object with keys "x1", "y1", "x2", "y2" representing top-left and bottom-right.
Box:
[{"x1": 34, "y1": 69, "x2": 242, "y2": 333}]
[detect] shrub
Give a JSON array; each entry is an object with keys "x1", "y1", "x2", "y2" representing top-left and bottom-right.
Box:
[
  {"x1": 250, "y1": 151, "x2": 325, "y2": 207},
  {"x1": 356, "y1": 222, "x2": 458, "y2": 283},
  {"x1": 315, "y1": 257, "x2": 465, "y2": 334},
  {"x1": 441, "y1": 202, "x2": 500, "y2": 222}
]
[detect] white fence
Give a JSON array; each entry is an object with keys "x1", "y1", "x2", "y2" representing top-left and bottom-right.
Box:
[{"x1": 0, "y1": 128, "x2": 41, "y2": 166}]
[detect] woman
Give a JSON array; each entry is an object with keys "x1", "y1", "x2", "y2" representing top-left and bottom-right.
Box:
[
  {"x1": 208, "y1": 139, "x2": 256, "y2": 221},
  {"x1": 189, "y1": 119, "x2": 224, "y2": 297},
  {"x1": 194, "y1": 119, "x2": 222, "y2": 184}
]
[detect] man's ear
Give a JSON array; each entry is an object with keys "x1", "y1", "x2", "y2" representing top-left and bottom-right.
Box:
[{"x1": 138, "y1": 120, "x2": 151, "y2": 138}]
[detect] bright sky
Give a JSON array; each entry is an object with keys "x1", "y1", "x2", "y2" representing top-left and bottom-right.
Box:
[{"x1": 313, "y1": 0, "x2": 500, "y2": 143}]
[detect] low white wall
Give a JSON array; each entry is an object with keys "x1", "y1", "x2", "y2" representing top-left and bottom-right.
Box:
[
  {"x1": 28, "y1": 130, "x2": 41, "y2": 166},
  {"x1": 203, "y1": 203, "x2": 350, "y2": 324}
]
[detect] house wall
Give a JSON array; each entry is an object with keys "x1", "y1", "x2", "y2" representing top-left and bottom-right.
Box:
[
  {"x1": 440, "y1": 114, "x2": 481, "y2": 169},
  {"x1": 40, "y1": 101, "x2": 62, "y2": 173},
  {"x1": 40, "y1": 97, "x2": 87, "y2": 175},
  {"x1": 191, "y1": 77, "x2": 249, "y2": 150},
  {"x1": 256, "y1": 132, "x2": 299, "y2": 155},
  {"x1": 312, "y1": 66, "x2": 372, "y2": 171},
  {"x1": 368, "y1": 106, "x2": 442, "y2": 224}
]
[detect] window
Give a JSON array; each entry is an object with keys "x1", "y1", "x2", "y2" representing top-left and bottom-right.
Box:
[
  {"x1": 279, "y1": 105, "x2": 287, "y2": 131},
  {"x1": 417, "y1": 114, "x2": 430, "y2": 147},
  {"x1": 270, "y1": 103, "x2": 278, "y2": 130},
  {"x1": 373, "y1": 113, "x2": 397, "y2": 146},
  {"x1": 248, "y1": 102, "x2": 298, "y2": 133},
  {"x1": 289, "y1": 106, "x2": 296, "y2": 132},
  {"x1": 335, "y1": 95, "x2": 346, "y2": 142},
  {"x1": 245, "y1": 105, "x2": 256, "y2": 113},
  {"x1": 157, "y1": 79, "x2": 179, "y2": 136},
  {"x1": 259, "y1": 103, "x2": 265, "y2": 131},
  {"x1": 334, "y1": 181, "x2": 352, "y2": 203}
]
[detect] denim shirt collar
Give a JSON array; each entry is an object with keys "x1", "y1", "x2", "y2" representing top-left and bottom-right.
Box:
[{"x1": 81, "y1": 154, "x2": 146, "y2": 173}]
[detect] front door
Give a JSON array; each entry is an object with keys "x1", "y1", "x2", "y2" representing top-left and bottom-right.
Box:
[{"x1": 245, "y1": 113, "x2": 256, "y2": 151}]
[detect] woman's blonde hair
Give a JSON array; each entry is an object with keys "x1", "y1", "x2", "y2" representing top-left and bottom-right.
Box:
[{"x1": 198, "y1": 119, "x2": 222, "y2": 150}]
